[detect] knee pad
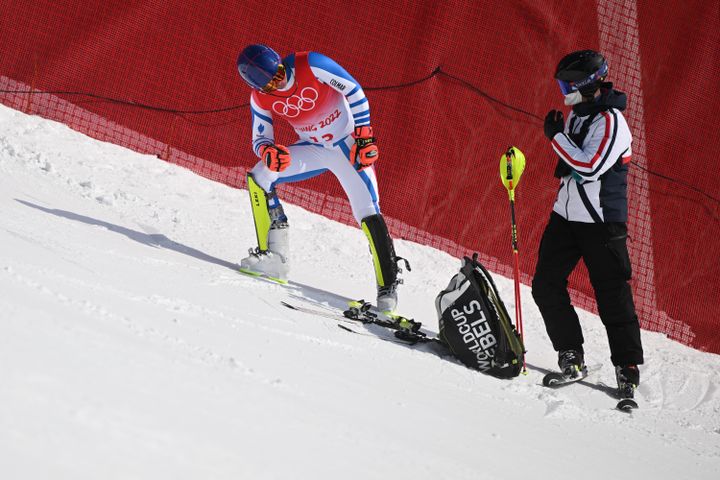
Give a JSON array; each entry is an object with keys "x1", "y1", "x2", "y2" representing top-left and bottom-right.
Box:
[{"x1": 361, "y1": 214, "x2": 398, "y2": 287}]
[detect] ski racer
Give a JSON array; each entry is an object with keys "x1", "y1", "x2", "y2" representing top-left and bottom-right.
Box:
[
  {"x1": 531, "y1": 50, "x2": 644, "y2": 398},
  {"x1": 236, "y1": 44, "x2": 406, "y2": 313}
]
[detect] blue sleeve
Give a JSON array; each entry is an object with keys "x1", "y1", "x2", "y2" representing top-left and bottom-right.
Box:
[
  {"x1": 308, "y1": 52, "x2": 371, "y2": 126},
  {"x1": 307, "y1": 52, "x2": 359, "y2": 85}
]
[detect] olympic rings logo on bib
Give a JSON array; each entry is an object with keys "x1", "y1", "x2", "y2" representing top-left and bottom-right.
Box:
[{"x1": 272, "y1": 87, "x2": 319, "y2": 118}]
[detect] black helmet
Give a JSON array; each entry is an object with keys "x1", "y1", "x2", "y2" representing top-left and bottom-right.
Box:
[{"x1": 555, "y1": 50, "x2": 609, "y2": 96}]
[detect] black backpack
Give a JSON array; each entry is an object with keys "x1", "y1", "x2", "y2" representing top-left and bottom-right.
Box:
[{"x1": 435, "y1": 254, "x2": 525, "y2": 378}]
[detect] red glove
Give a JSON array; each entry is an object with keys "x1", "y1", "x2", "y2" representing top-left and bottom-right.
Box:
[
  {"x1": 349, "y1": 126, "x2": 378, "y2": 171},
  {"x1": 260, "y1": 144, "x2": 291, "y2": 172}
]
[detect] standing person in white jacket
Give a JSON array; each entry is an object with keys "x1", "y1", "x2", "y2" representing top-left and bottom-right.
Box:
[{"x1": 532, "y1": 50, "x2": 643, "y2": 399}]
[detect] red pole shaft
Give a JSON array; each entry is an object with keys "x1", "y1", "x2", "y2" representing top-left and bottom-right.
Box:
[{"x1": 513, "y1": 250, "x2": 526, "y2": 371}]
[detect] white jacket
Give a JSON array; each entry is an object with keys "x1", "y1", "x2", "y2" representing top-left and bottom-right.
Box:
[{"x1": 551, "y1": 108, "x2": 633, "y2": 223}]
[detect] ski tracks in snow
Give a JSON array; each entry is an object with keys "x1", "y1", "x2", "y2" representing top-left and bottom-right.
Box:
[{"x1": 3, "y1": 104, "x2": 720, "y2": 478}]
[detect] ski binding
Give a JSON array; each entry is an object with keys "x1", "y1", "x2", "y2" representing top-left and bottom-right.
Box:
[
  {"x1": 280, "y1": 299, "x2": 433, "y2": 345},
  {"x1": 344, "y1": 300, "x2": 422, "y2": 333},
  {"x1": 541, "y1": 364, "x2": 602, "y2": 388}
]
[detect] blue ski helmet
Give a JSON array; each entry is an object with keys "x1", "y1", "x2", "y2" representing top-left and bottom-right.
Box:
[{"x1": 237, "y1": 44, "x2": 282, "y2": 90}]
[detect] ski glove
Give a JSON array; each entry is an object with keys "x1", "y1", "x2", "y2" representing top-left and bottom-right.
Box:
[
  {"x1": 349, "y1": 126, "x2": 378, "y2": 171},
  {"x1": 260, "y1": 144, "x2": 291, "y2": 172},
  {"x1": 544, "y1": 110, "x2": 564, "y2": 140}
]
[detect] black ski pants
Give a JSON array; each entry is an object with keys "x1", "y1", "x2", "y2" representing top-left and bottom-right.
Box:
[{"x1": 531, "y1": 212, "x2": 644, "y2": 366}]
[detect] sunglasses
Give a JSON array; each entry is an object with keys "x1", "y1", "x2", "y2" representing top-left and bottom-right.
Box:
[{"x1": 261, "y1": 64, "x2": 286, "y2": 93}]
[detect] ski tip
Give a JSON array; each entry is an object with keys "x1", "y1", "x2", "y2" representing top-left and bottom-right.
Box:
[
  {"x1": 616, "y1": 398, "x2": 639, "y2": 412},
  {"x1": 542, "y1": 373, "x2": 564, "y2": 388}
]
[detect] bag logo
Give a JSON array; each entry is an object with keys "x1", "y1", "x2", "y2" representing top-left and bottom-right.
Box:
[
  {"x1": 272, "y1": 87, "x2": 318, "y2": 118},
  {"x1": 450, "y1": 299, "x2": 498, "y2": 370}
]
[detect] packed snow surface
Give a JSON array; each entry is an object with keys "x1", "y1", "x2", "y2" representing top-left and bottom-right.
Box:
[{"x1": 1, "y1": 104, "x2": 718, "y2": 479}]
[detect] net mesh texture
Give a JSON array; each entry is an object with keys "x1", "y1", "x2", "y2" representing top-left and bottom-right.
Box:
[{"x1": 2, "y1": 0, "x2": 719, "y2": 353}]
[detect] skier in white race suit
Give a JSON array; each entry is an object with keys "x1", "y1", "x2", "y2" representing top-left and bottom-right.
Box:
[{"x1": 236, "y1": 44, "x2": 407, "y2": 312}]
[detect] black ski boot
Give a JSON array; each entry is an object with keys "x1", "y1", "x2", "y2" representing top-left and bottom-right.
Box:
[
  {"x1": 615, "y1": 365, "x2": 639, "y2": 399},
  {"x1": 558, "y1": 349, "x2": 586, "y2": 379},
  {"x1": 615, "y1": 365, "x2": 640, "y2": 411},
  {"x1": 542, "y1": 349, "x2": 589, "y2": 387}
]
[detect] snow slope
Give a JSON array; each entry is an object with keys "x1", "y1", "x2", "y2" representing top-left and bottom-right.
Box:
[{"x1": 1, "y1": 104, "x2": 719, "y2": 479}]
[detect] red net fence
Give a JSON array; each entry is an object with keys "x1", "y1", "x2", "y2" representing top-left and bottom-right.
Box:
[{"x1": 2, "y1": 0, "x2": 719, "y2": 353}]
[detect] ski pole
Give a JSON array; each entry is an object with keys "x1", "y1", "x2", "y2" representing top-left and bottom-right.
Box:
[{"x1": 500, "y1": 146, "x2": 527, "y2": 374}]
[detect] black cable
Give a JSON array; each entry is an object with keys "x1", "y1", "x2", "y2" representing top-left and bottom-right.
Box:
[
  {"x1": 364, "y1": 66, "x2": 442, "y2": 91},
  {"x1": 2, "y1": 70, "x2": 717, "y2": 208},
  {"x1": 632, "y1": 162, "x2": 720, "y2": 205},
  {"x1": 0, "y1": 90, "x2": 248, "y2": 114},
  {"x1": 437, "y1": 69, "x2": 544, "y2": 121}
]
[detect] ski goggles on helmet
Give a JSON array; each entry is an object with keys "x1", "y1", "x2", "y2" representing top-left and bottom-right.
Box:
[
  {"x1": 261, "y1": 64, "x2": 286, "y2": 93},
  {"x1": 556, "y1": 62, "x2": 609, "y2": 95}
]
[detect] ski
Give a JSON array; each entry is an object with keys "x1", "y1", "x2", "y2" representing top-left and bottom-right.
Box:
[
  {"x1": 281, "y1": 300, "x2": 351, "y2": 322},
  {"x1": 336, "y1": 323, "x2": 428, "y2": 345},
  {"x1": 280, "y1": 300, "x2": 439, "y2": 345},
  {"x1": 344, "y1": 299, "x2": 423, "y2": 333},
  {"x1": 238, "y1": 268, "x2": 289, "y2": 285},
  {"x1": 541, "y1": 364, "x2": 603, "y2": 388},
  {"x1": 543, "y1": 364, "x2": 640, "y2": 411}
]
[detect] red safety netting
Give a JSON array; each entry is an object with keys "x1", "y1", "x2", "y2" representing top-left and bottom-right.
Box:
[{"x1": 2, "y1": 0, "x2": 719, "y2": 353}]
